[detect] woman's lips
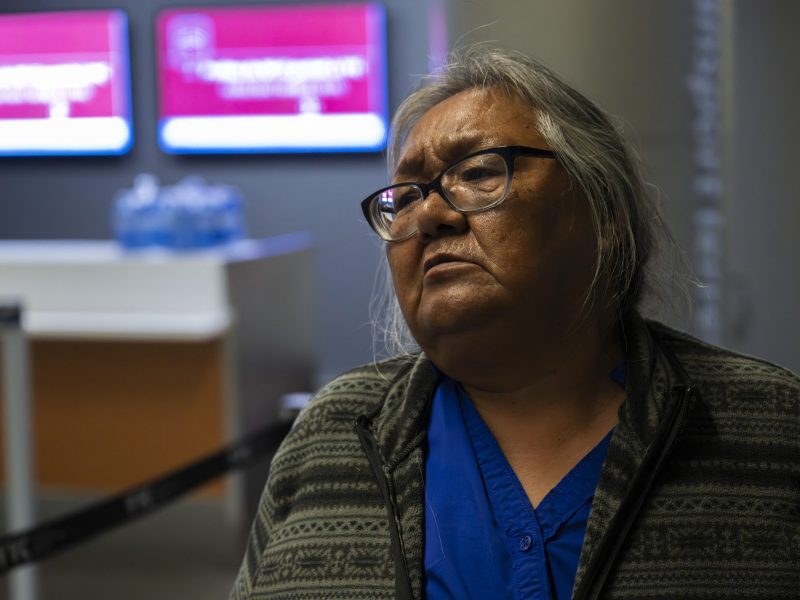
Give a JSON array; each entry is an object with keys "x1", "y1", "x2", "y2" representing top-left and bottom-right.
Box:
[
  {"x1": 423, "y1": 253, "x2": 478, "y2": 278},
  {"x1": 423, "y1": 253, "x2": 464, "y2": 273}
]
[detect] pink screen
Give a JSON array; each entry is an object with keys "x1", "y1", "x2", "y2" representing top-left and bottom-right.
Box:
[
  {"x1": 156, "y1": 3, "x2": 388, "y2": 152},
  {"x1": 0, "y1": 10, "x2": 132, "y2": 154}
]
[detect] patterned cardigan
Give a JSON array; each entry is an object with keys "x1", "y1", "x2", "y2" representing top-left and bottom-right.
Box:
[{"x1": 230, "y1": 314, "x2": 800, "y2": 599}]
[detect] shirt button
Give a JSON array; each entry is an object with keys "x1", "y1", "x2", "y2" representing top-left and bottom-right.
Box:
[{"x1": 519, "y1": 535, "x2": 534, "y2": 551}]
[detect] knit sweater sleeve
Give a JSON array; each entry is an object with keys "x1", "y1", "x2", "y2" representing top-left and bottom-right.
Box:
[
  {"x1": 227, "y1": 413, "x2": 302, "y2": 599},
  {"x1": 227, "y1": 360, "x2": 407, "y2": 599}
]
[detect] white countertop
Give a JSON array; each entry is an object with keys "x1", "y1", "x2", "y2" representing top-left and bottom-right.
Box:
[{"x1": 0, "y1": 233, "x2": 312, "y2": 340}]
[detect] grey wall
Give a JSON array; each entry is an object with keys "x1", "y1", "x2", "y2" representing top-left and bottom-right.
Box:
[
  {"x1": 0, "y1": 0, "x2": 434, "y2": 384},
  {"x1": 724, "y1": 1, "x2": 800, "y2": 371}
]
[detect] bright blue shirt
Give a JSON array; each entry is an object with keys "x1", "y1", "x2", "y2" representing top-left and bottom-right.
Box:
[{"x1": 424, "y1": 368, "x2": 623, "y2": 600}]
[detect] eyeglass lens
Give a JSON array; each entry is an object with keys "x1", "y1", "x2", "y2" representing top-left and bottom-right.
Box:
[{"x1": 372, "y1": 152, "x2": 510, "y2": 240}]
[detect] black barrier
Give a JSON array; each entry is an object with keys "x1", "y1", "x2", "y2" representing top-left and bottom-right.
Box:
[
  {"x1": 0, "y1": 303, "x2": 21, "y2": 326},
  {"x1": 0, "y1": 419, "x2": 293, "y2": 574}
]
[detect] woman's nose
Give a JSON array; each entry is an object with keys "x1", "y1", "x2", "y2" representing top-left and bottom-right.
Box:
[{"x1": 414, "y1": 191, "x2": 468, "y2": 241}]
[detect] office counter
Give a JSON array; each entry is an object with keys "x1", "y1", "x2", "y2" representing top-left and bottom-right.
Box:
[{"x1": 0, "y1": 234, "x2": 314, "y2": 534}]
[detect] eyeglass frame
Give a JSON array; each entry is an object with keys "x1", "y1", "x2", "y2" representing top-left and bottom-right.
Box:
[{"x1": 360, "y1": 145, "x2": 558, "y2": 241}]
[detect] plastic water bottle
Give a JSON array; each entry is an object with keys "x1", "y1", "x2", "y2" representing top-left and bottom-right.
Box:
[
  {"x1": 215, "y1": 185, "x2": 246, "y2": 244},
  {"x1": 112, "y1": 174, "x2": 161, "y2": 250},
  {"x1": 114, "y1": 175, "x2": 246, "y2": 251}
]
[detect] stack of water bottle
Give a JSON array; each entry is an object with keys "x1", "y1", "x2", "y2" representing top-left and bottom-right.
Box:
[{"x1": 113, "y1": 174, "x2": 245, "y2": 251}]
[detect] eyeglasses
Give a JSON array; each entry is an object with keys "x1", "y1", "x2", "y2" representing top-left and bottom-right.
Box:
[{"x1": 360, "y1": 145, "x2": 557, "y2": 241}]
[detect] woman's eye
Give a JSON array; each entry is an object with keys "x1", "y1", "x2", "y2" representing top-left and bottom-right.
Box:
[
  {"x1": 461, "y1": 167, "x2": 502, "y2": 181},
  {"x1": 393, "y1": 191, "x2": 419, "y2": 212}
]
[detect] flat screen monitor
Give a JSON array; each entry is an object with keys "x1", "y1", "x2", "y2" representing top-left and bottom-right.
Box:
[
  {"x1": 0, "y1": 10, "x2": 133, "y2": 156},
  {"x1": 156, "y1": 3, "x2": 388, "y2": 154}
]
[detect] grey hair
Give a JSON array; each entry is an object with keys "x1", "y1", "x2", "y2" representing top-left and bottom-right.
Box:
[{"x1": 372, "y1": 45, "x2": 686, "y2": 358}]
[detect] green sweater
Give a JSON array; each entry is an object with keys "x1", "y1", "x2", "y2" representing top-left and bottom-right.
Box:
[{"x1": 230, "y1": 316, "x2": 800, "y2": 599}]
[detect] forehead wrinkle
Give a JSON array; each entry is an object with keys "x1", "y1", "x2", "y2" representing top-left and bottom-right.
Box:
[{"x1": 394, "y1": 130, "x2": 489, "y2": 182}]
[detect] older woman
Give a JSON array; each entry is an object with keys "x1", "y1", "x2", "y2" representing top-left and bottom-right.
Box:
[{"x1": 230, "y1": 47, "x2": 799, "y2": 600}]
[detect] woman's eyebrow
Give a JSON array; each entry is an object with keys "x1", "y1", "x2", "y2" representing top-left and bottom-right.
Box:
[
  {"x1": 394, "y1": 133, "x2": 487, "y2": 181},
  {"x1": 394, "y1": 154, "x2": 426, "y2": 182}
]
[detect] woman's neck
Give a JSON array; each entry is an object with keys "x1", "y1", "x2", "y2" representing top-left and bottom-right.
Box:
[{"x1": 456, "y1": 315, "x2": 625, "y2": 506}]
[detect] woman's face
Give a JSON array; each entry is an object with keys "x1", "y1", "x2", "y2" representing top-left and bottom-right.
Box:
[{"x1": 387, "y1": 87, "x2": 602, "y2": 382}]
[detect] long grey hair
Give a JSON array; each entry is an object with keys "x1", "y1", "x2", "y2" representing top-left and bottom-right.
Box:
[{"x1": 371, "y1": 45, "x2": 685, "y2": 358}]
